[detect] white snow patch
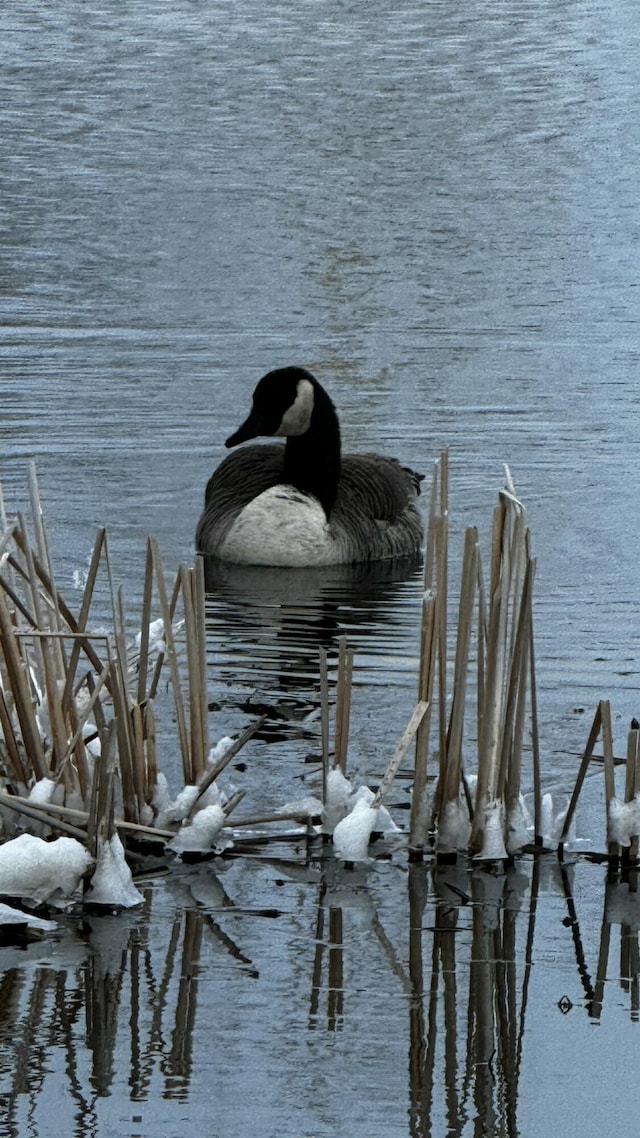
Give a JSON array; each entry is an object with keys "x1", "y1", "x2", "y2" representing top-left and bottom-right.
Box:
[
  {"x1": 134, "y1": 617, "x2": 167, "y2": 655},
  {"x1": 207, "y1": 736, "x2": 235, "y2": 764},
  {"x1": 0, "y1": 834, "x2": 92, "y2": 903},
  {"x1": 333, "y1": 798, "x2": 378, "y2": 863},
  {"x1": 0, "y1": 902, "x2": 59, "y2": 932},
  {"x1": 85, "y1": 834, "x2": 143, "y2": 908},
  {"x1": 169, "y1": 804, "x2": 228, "y2": 855},
  {"x1": 539, "y1": 793, "x2": 569, "y2": 850},
  {"x1": 28, "y1": 778, "x2": 57, "y2": 806},
  {"x1": 323, "y1": 768, "x2": 354, "y2": 833},
  {"x1": 608, "y1": 796, "x2": 640, "y2": 847}
]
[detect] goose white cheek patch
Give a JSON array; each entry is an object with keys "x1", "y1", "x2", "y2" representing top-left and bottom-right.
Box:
[{"x1": 277, "y1": 377, "x2": 315, "y2": 436}]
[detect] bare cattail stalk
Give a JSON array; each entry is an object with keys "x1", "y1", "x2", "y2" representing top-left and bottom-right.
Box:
[
  {"x1": 372, "y1": 701, "x2": 429, "y2": 810},
  {"x1": 601, "y1": 700, "x2": 619, "y2": 859},
  {"x1": 625, "y1": 726, "x2": 640, "y2": 861},
  {"x1": 440, "y1": 526, "x2": 478, "y2": 812},
  {"x1": 333, "y1": 637, "x2": 354, "y2": 775},
  {"x1": 0, "y1": 584, "x2": 48, "y2": 781},
  {"x1": 319, "y1": 646, "x2": 330, "y2": 805},
  {"x1": 184, "y1": 717, "x2": 266, "y2": 821},
  {"x1": 149, "y1": 539, "x2": 190, "y2": 782},
  {"x1": 136, "y1": 538, "x2": 155, "y2": 706},
  {"x1": 409, "y1": 592, "x2": 437, "y2": 854},
  {"x1": 558, "y1": 703, "x2": 603, "y2": 851},
  {"x1": 0, "y1": 791, "x2": 89, "y2": 841},
  {"x1": 60, "y1": 526, "x2": 105, "y2": 717},
  {"x1": 181, "y1": 564, "x2": 208, "y2": 782},
  {"x1": 86, "y1": 720, "x2": 118, "y2": 860}
]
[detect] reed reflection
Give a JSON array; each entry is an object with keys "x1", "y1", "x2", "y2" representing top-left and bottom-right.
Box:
[
  {"x1": 560, "y1": 861, "x2": 640, "y2": 1023},
  {"x1": 407, "y1": 860, "x2": 538, "y2": 1138},
  {"x1": 1, "y1": 857, "x2": 639, "y2": 1135}
]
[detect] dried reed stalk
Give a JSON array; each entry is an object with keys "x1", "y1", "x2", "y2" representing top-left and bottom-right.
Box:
[
  {"x1": 333, "y1": 637, "x2": 354, "y2": 774},
  {"x1": 601, "y1": 699, "x2": 620, "y2": 859},
  {"x1": 470, "y1": 485, "x2": 534, "y2": 856},
  {"x1": 0, "y1": 583, "x2": 48, "y2": 780},
  {"x1": 149, "y1": 538, "x2": 190, "y2": 782},
  {"x1": 136, "y1": 538, "x2": 155, "y2": 706},
  {"x1": 181, "y1": 563, "x2": 208, "y2": 782},
  {"x1": 440, "y1": 526, "x2": 478, "y2": 813},
  {"x1": 319, "y1": 646, "x2": 330, "y2": 805},
  {"x1": 558, "y1": 703, "x2": 602, "y2": 851},
  {"x1": 409, "y1": 458, "x2": 448, "y2": 856},
  {"x1": 409, "y1": 592, "x2": 437, "y2": 854},
  {"x1": 184, "y1": 717, "x2": 266, "y2": 821},
  {"x1": 86, "y1": 720, "x2": 118, "y2": 860},
  {"x1": 625, "y1": 726, "x2": 640, "y2": 861},
  {"x1": 372, "y1": 701, "x2": 429, "y2": 810}
]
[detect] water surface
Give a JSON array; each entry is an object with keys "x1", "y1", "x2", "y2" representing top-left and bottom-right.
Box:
[{"x1": 1, "y1": 0, "x2": 640, "y2": 1134}]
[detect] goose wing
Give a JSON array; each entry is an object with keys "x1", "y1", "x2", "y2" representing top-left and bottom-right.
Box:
[
  {"x1": 196, "y1": 444, "x2": 285, "y2": 553},
  {"x1": 336, "y1": 454, "x2": 423, "y2": 523}
]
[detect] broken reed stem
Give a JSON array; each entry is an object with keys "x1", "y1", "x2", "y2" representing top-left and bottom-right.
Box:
[
  {"x1": 184, "y1": 717, "x2": 266, "y2": 821},
  {"x1": 0, "y1": 792, "x2": 89, "y2": 841},
  {"x1": 18, "y1": 511, "x2": 70, "y2": 782},
  {"x1": 319, "y1": 646, "x2": 330, "y2": 805},
  {"x1": 194, "y1": 555, "x2": 209, "y2": 769},
  {"x1": 0, "y1": 584, "x2": 48, "y2": 781},
  {"x1": 558, "y1": 703, "x2": 602, "y2": 849},
  {"x1": 0, "y1": 790, "x2": 175, "y2": 841},
  {"x1": 441, "y1": 526, "x2": 478, "y2": 811},
  {"x1": 60, "y1": 527, "x2": 105, "y2": 716},
  {"x1": 436, "y1": 453, "x2": 449, "y2": 790},
  {"x1": 409, "y1": 459, "x2": 451, "y2": 855},
  {"x1": 601, "y1": 699, "x2": 620, "y2": 859},
  {"x1": 409, "y1": 593, "x2": 436, "y2": 853},
  {"x1": 149, "y1": 538, "x2": 191, "y2": 783},
  {"x1": 372, "y1": 701, "x2": 429, "y2": 810},
  {"x1": 0, "y1": 687, "x2": 28, "y2": 787},
  {"x1": 528, "y1": 604, "x2": 543, "y2": 845},
  {"x1": 223, "y1": 808, "x2": 317, "y2": 829},
  {"x1": 182, "y1": 564, "x2": 207, "y2": 781},
  {"x1": 136, "y1": 538, "x2": 155, "y2": 706},
  {"x1": 86, "y1": 720, "x2": 118, "y2": 859},
  {"x1": 625, "y1": 727, "x2": 640, "y2": 861},
  {"x1": 498, "y1": 557, "x2": 535, "y2": 808},
  {"x1": 333, "y1": 637, "x2": 354, "y2": 775}
]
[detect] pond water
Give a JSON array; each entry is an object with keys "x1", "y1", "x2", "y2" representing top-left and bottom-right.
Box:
[{"x1": 1, "y1": 0, "x2": 640, "y2": 1134}]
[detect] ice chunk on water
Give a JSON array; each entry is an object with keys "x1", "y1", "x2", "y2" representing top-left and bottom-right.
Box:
[{"x1": 0, "y1": 834, "x2": 92, "y2": 903}]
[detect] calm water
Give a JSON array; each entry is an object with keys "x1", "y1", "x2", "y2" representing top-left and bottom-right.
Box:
[{"x1": 1, "y1": 0, "x2": 640, "y2": 1134}]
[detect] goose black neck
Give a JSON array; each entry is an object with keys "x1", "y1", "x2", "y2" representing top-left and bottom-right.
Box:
[{"x1": 283, "y1": 381, "x2": 341, "y2": 517}]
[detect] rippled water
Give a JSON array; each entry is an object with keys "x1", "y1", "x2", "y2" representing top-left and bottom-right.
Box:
[{"x1": 2, "y1": 0, "x2": 640, "y2": 1134}]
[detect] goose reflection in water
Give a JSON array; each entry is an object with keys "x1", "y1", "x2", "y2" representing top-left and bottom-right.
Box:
[{"x1": 201, "y1": 552, "x2": 423, "y2": 737}]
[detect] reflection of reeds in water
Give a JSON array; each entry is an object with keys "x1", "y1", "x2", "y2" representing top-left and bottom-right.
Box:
[
  {"x1": 407, "y1": 861, "x2": 537, "y2": 1138},
  {"x1": 0, "y1": 860, "x2": 639, "y2": 1129}
]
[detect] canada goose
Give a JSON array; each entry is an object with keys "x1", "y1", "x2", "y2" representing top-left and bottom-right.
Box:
[{"x1": 196, "y1": 366, "x2": 424, "y2": 566}]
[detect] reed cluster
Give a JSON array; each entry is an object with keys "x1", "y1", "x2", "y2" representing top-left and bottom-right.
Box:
[
  {"x1": 406, "y1": 452, "x2": 543, "y2": 859},
  {"x1": 0, "y1": 457, "x2": 634, "y2": 891},
  {"x1": 0, "y1": 466, "x2": 228, "y2": 855}
]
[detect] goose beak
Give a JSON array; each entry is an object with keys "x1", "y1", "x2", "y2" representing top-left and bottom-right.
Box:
[{"x1": 225, "y1": 408, "x2": 264, "y2": 448}]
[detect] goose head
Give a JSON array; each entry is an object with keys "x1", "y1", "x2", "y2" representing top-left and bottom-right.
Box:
[{"x1": 226, "y1": 366, "x2": 321, "y2": 447}]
